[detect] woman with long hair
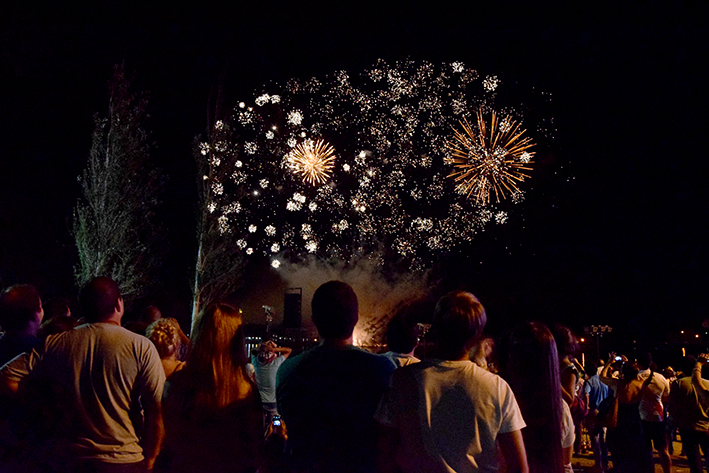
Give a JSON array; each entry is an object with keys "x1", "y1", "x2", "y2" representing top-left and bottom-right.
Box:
[
  {"x1": 161, "y1": 303, "x2": 263, "y2": 473},
  {"x1": 500, "y1": 321, "x2": 573, "y2": 473}
]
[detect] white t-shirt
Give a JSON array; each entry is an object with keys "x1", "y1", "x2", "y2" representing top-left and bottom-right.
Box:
[
  {"x1": 637, "y1": 369, "x2": 670, "y2": 422},
  {"x1": 375, "y1": 359, "x2": 526, "y2": 473}
]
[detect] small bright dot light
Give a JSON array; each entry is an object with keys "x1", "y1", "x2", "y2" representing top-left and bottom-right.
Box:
[
  {"x1": 239, "y1": 102, "x2": 246, "y2": 108},
  {"x1": 271, "y1": 260, "x2": 281, "y2": 269}
]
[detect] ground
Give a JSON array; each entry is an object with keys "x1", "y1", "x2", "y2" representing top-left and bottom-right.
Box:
[{"x1": 572, "y1": 440, "x2": 695, "y2": 472}]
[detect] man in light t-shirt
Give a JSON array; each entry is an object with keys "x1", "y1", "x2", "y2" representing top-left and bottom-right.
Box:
[
  {"x1": 252, "y1": 340, "x2": 291, "y2": 420},
  {"x1": 375, "y1": 291, "x2": 528, "y2": 473},
  {"x1": 1, "y1": 277, "x2": 165, "y2": 472}
]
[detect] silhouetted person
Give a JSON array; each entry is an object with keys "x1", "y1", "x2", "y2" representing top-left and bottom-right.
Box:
[
  {"x1": 276, "y1": 281, "x2": 395, "y2": 473},
  {"x1": 637, "y1": 352, "x2": 671, "y2": 473},
  {"x1": 668, "y1": 355, "x2": 709, "y2": 473},
  {"x1": 379, "y1": 314, "x2": 419, "y2": 368},
  {"x1": 0, "y1": 284, "x2": 44, "y2": 367}
]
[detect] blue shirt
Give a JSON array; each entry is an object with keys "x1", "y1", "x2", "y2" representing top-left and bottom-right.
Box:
[{"x1": 584, "y1": 373, "x2": 610, "y2": 411}]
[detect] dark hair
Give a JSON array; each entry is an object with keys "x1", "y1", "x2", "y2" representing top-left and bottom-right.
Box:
[
  {"x1": 386, "y1": 314, "x2": 418, "y2": 354},
  {"x1": 502, "y1": 321, "x2": 564, "y2": 473},
  {"x1": 622, "y1": 361, "x2": 640, "y2": 380},
  {"x1": 39, "y1": 314, "x2": 79, "y2": 339},
  {"x1": 432, "y1": 291, "x2": 487, "y2": 360},
  {"x1": 550, "y1": 324, "x2": 579, "y2": 358},
  {"x1": 311, "y1": 281, "x2": 358, "y2": 339},
  {"x1": 141, "y1": 305, "x2": 162, "y2": 323},
  {"x1": 637, "y1": 352, "x2": 652, "y2": 370},
  {"x1": 679, "y1": 355, "x2": 697, "y2": 376},
  {"x1": 79, "y1": 277, "x2": 121, "y2": 323},
  {"x1": 0, "y1": 284, "x2": 42, "y2": 331},
  {"x1": 43, "y1": 297, "x2": 71, "y2": 320}
]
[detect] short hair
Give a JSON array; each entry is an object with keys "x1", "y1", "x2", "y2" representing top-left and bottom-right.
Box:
[
  {"x1": 386, "y1": 314, "x2": 418, "y2": 354},
  {"x1": 0, "y1": 285, "x2": 42, "y2": 331},
  {"x1": 79, "y1": 277, "x2": 121, "y2": 323},
  {"x1": 432, "y1": 291, "x2": 487, "y2": 359},
  {"x1": 679, "y1": 355, "x2": 696, "y2": 376},
  {"x1": 637, "y1": 352, "x2": 652, "y2": 370},
  {"x1": 147, "y1": 319, "x2": 180, "y2": 359},
  {"x1": 311, "y1": 281, "x2": 358, "y2": 339},
  {"x1": 141, "y1": 305, "x2": 162, "y2": 323}
]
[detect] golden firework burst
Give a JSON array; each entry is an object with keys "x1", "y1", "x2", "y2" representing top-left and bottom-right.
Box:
[
  {"x1": 446, "y1": 110, "x2": 535, "y2": 205},
  {"x1": 286, "y1": 139, "x2": 336, "y2": 185}
]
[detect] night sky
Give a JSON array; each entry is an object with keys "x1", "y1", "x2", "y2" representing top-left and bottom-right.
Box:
[{"x1": 1, "y1": 2, "x2": 707, "y2": 353}]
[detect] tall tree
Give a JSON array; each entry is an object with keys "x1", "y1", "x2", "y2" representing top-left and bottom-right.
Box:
[
  {"x1": 73, "y1": 64, "x2": 164, "y2": 299},
  {"x1": 190, "y1": 118, "x2": 245, "y2": 334}
]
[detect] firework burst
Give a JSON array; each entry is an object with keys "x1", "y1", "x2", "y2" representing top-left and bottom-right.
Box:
[
  {"x1": 199, "y1": 60, "x2": 550, "y2": 270},
  {"x1": 446, "y1": 110, "x2": 535, "y2": 205},
  {"x1": 286, "y1": 139, "x2": 337, "y2": 185}
]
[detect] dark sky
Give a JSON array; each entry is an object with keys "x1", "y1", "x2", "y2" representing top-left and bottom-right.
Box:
[{"x1": 1, "y1": 2, "x2": 707, "y2": 350}]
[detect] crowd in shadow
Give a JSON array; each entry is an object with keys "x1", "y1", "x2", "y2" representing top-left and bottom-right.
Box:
[{"x1": 1, "y1": 278, "x2": 707, "y2": 473}]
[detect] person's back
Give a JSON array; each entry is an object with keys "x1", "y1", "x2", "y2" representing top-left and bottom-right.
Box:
[
  {"x1": 277, "y1": 344, "x2": 394, "y2": 471},
  {"x1": 0, "y1": 277, "x2": 165, "y2": 471},
  {"x1": 0, "y1": 284, "x2": 44, "y2": 367},
  {"x1": 379, "y1": 358, "x2": 522, "y2": 472},
  {"x1": 27, "y1": 323, "x2": 162, "y2": 460},
  {"x1": 375, "y1": 291, "x2": 527, "y2": 473},
  {"x1": 276, "y1": 280, "x2": 395, "y2": 472}
]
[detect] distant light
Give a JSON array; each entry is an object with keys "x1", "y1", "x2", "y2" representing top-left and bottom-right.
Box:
[
  {"x1": 580, "y1": 338, "x2": 585, "y2": 343},
  {"x1": 681, "y1": 330, "x2": 685, "y2": 334},
  {"x1": 696, "y1": 334, "x2": 700, "y2": 338}
]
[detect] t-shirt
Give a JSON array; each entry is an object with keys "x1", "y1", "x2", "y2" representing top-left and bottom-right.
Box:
[
  {"x1": 380, "y1": 351, "x2": 420, "y2": 369},
  {"x1": 276, "y1": 344, "x2": 395, "y2": 473},
  {"x1": 251, "y1": 353, "x2": 286, "y2": 404},
  {"x1": 375, "y1": 359, "x2": 526, "y2": 473},
  {"x1": 669, "y1": 376, "x2": 709, "y2": 432},
  {"x1": 1, "y1": 323, "x2": 165, "y2": 463},
  {"x1": 584, "y1": 374, "x2": 610, "y2": 411},
  {"x1": 638, "y1": 369, "x2": 670, "y2": 422}
]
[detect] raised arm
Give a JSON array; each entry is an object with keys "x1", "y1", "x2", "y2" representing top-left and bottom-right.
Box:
[
  {"x1": 275, "y1": 346, "x2": 292, "y2": 359},
  {"x1": 692, "y1": 354, "x2": 709, "y2": 392}
]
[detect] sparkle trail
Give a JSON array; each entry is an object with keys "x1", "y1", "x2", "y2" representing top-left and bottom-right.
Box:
[{"x1": 199, "y1": 60, "x2": 550, "y2": 272}]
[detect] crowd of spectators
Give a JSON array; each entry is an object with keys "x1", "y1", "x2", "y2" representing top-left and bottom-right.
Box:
[{"x1": 0, "y1": 278, "x2": 707, "y2": 472}]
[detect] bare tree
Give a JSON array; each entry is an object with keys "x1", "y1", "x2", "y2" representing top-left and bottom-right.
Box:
[
  {"x1": 73, "y1": 64, "x2": 164, "y2": 299},
  {"x1": 190, "y1": 118, "x2": 245, "y2": 334}
]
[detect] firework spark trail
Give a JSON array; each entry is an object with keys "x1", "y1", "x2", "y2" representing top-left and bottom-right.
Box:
[
  {"x1": 286, "y1": 139, "x2": 336, "y2": 185},
  {"x1": 446, "y1": 110, "x2": 535, "y2": 204},
  {"x1": 200, "y1": 60, "x2": 549, "y2": 271}
]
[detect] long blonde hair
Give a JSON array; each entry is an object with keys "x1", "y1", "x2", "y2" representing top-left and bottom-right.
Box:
[{"x1": 186, "y1": 303, "x2": 253, "y2": 410}]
